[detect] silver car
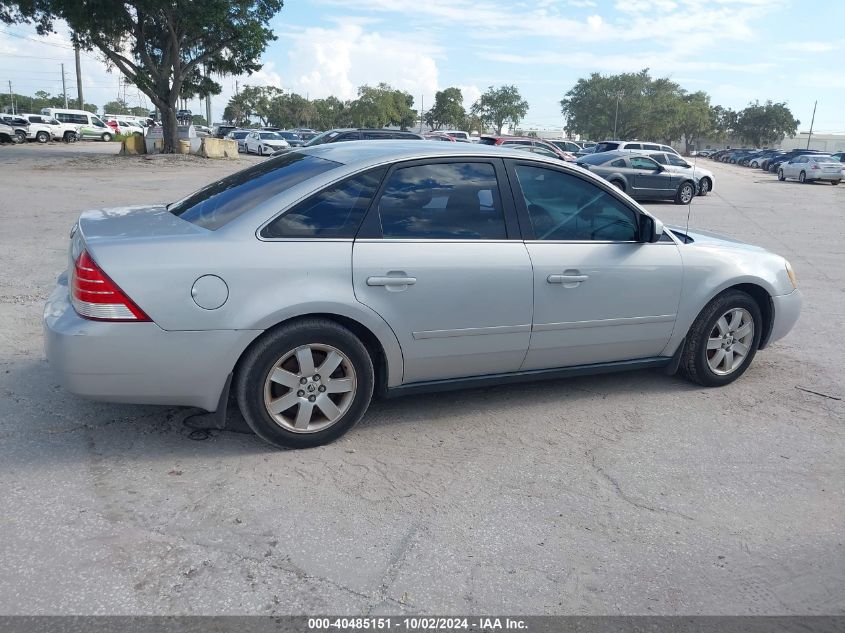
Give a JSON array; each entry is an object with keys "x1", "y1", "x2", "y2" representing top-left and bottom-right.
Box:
[
  {"x1": 643, "y1": 150, "x2": 716, "y2": 195},
  {"x1": 777, "y1": 155, "x2": 843, "y2": 185},
  {"x1": 44, "y1": 142, "x2": 802, "y2": 449},
  {"x1": 576, "y1": 150, "x2": 698, "y2": 203}
]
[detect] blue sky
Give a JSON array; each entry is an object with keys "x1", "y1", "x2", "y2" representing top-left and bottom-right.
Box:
[{"x1": 2, "y1": 0, "x2": 844, "y2": 132}]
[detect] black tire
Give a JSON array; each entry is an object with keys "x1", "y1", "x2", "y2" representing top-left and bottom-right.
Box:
[
  {"x1": 698, "y1": 177, "x2": 711, "y2": 196},
  {"x1": 833, "y1": 181, "x2": 840, "y2": 186},
  {"x1": 13, "y1": 130, "x2": 26, "y2": 144},
  {"x1": 674, "y1": 181, "x2": 695, "y2": 204},
  {"x1": 102, "y1": 132, "x2": 112, "y2": 142},
  {"x1": 799, "y1": 171, "x2": 806, "y2": 183},
  {"x1": 778, "y1": 169, "x2": 785, "y2": 181},
  {"x1": 236, "y1": 318, "x2": 374, "y2": 449},
  {"x1": 681, "y1": 289, "x2": 762, "y2": 387},
  {"x1": 610, "y1": 179, "x2": 625, "y2": 191},
  {"x1": 35, "y1": 131, "x2": 50, "y2": 143},
  {"x1": 258, "y1": 145, "x2": 264, "y2": 156}
]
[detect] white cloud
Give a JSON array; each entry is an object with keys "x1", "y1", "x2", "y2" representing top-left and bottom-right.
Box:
[
  {"x1": 280, "y1": 23, "x2": 439, "y2": 104},
  {"x1": 784, "y1": 41, "x2": 841, "y2": 53},
  {"x1": 455, "y1": 84, "x2": 482, "y2": 110}
]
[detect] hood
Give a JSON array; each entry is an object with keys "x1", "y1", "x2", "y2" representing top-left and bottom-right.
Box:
[
  {"x1": 667, "y1": 225, "x2": 766, "y2": 252},
  {"x1": 263, "y1": 139, "x2": 289, "y2": 147}
]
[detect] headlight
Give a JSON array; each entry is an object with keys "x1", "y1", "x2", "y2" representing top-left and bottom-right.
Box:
[{"x1": 785, "y1": 261, "x2": 798, "y2": 289}]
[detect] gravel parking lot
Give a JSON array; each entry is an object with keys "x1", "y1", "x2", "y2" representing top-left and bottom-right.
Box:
[{"x1": 0, "y1": 143, "x2": 842, "y2": 615}]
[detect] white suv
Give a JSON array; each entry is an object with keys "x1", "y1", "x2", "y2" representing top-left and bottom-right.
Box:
[
  {"x1": 21, "y1": 114, "x2": 80, "y2": 143},
  {"x1": 594, "y1": 140, "x2": 680, "y2": 156}
]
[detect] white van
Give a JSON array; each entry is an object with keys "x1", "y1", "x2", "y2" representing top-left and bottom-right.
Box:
[{"x1": 40, "y1": 108, "x2": 113, "y2": 141}]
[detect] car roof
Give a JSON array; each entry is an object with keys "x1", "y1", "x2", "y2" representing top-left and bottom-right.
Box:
[{"x1": 297, "y1": 139, "x2": 565, "y2": 168}]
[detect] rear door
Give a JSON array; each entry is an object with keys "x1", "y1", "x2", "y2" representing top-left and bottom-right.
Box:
[
  {"x1": 352, "y1": 158, "x2": 533, "y2": 384},
  {"x1": 629, "y1": 156, "x2": 673, "y2": 198}
]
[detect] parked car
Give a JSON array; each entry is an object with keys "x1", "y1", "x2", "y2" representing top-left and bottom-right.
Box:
[
  {"x1": 305, "y1": 129, "x2": 424, "y2": 146},
  {"x1": 441, "y1": 130, "x2": 471, "y2": 141},
  {"x1": 709, "y1": 150, "x2": 731, "y2": 161},
  {"x1": 226, "y1": 129, "x2": 250, "y2": 153},
  {"x1": 423, "y1": 133, "x2": 458, "y2": 142},
  {"x1": 276, "y1": 131, "x2": 305, "y2": 147},
  {"x1": 43, "y1": 142, "x2": 802, "y2": 449},
  {"x1": 292, "y1": 128, "x2": 319, "y2": 141},
  {"x1": 478, "y1": 136, "x2": 576, "y2": 161},
  {"x1": 766, "y1": 149, "x2": 825, "y2": 173},
  {"x1": 212, "y1": 124, "x2": 238, "y2": 139},
  {"x1": 0, "y1": 114, "x2": 30, "y2": 143},
  {"x1": 746, "y1": 150, "x2": 783, "y2": 168},
  {"x1": 592, "y1": 140, "x2": 680, "y2": 156},
  {"x1": 777, "y1": 155, "x2": 842, "y2": 184},
  {"x1": 0, "y1": 121, "x2": 18, "y2": 143},
  {"x1": 691, "y1": 149, "x2": 715, "y2": 157},
  {"x1": 22, "y1": 113, "x2": 80, "y2": 142},
  {"x1": 546, "y1": 139, "x2": 583, "y2": 153},
  {"x1": 642, "y1": 150, "x2": 715, "y2": 195},
  {"x1": 244, "y1": 130, "x2": 291, "y2": 155},
  {"x1": 576, "y1": 150, "x2": 697, "y2": 203}
]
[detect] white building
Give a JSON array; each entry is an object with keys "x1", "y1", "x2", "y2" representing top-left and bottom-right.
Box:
[{"x1": 779, "y1": 132, "x2": 845, "y2": 153}]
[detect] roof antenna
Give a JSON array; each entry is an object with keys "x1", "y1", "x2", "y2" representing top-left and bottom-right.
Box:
[{"x1": 683, "y1": 130, "x2": 701, "y2": 244}]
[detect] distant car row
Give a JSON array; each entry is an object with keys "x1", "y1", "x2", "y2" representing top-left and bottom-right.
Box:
[{"x1": 706, "y1": 147, "x2": 845, "y2": 185}]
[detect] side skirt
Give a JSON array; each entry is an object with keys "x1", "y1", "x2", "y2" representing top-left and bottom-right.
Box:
[{"x1": 385, "y1": 357, "x2": 672, "y2": 398}]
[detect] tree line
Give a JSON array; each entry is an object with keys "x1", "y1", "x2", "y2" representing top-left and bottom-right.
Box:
[
  {"x1": 223, "y1": 83, "x2": 530, "y2": 135},
  {"x1": 561, "y1": 69, "x2": 800, "y2": 150}
]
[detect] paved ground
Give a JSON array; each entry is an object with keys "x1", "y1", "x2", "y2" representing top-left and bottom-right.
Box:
[{"x1": 0, "y1": 144, "x2": 843, "y2": 615}]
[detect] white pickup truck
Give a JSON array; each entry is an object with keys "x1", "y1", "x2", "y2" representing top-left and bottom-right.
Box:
[{"x1": 19, "y1": 113, "x2": 81, "y2": 143}]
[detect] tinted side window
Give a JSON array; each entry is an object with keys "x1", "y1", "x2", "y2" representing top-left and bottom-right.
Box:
[
  {"x1": 335, "y1": 132, "x2": 360, "y2": 142},
  {"x1": 668, "y1": 155, "x2": 689, "y2": 167},
  {"x1": 377, "y1": 162, "x2": 507, "y2": 240},
  {"x1": 630, "y1": 156, "x2": 660, "y2": 170},
  {"x1": 651, "y1": 153, "x2": 668, "y2": 165},
  {"x1": 643, "y1": 144, "x2": 661, "y2": 151},
  {"x1": 610, "y1": 158, "x2": 627, "y2": 167},
  {"x1": 363, "y1": 131, "x2": 390, "y2": 140},
  {"x1": 514, "y1": 165, "x2": 638, "y2": 242},
  {"x1": 261, "y1": 168, "x2": 386, "y2": 238},
  {"x1": 594, "y1": 142, "x2": 620, "y2": 152},
  {"x1": 169, "y1": 153, "x2": 340, "y2": 230},
  {"x1": 626, "y1": 143, "x2": 643, "y2": 150}
]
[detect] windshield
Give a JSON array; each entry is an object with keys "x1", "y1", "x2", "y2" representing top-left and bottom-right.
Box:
[
  {"x1": 168, "y1": 153, "x2": 340, "y2": 230},
  {"x1": 305, "y1": 130, "x2": 343, "y2": 146},
  {"x1": 259, "y1": 132, "x2": 282, "y2": 140}
]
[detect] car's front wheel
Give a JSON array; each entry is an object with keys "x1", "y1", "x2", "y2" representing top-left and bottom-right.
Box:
[
  {"x1": 13, "y1": 130, "x2": 26, "y2": 144},
  {"x1": 102, "y1": 132, "x2": 112, "y2": 142},
  {"x1": 778, "y1": 169, "x2": 786, "y2": 181},
  {"x1": 681, "y1": 290, "x2": 762, "y2": 387},
  {"x1": 236, "y1": 318, "x2": 374, "y2": 449},
  {"x1": 698, "y1": 177, "x2": 711, "y2": 195},
  {"x1": 35, "y1": 131, "x2": 50, "y2": 143},
  {"x1": 799, "y1": 171, "x2": 806, "y2": 183}
]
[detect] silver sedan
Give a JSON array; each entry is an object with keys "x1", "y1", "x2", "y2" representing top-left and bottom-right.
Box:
[{"x1": 44, "y1": 142, "x2": 802, "y2": 449}]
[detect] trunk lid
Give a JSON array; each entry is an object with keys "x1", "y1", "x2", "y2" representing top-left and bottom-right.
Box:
[{"x1": 76, "y1": 204, "x2": 208, "y2": 244}]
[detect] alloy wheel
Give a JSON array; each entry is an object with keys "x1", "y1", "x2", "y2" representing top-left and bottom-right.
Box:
[
  {"x1": 263, "y1": 344, "x2": 357, "y2": 433},
  {"x1": 680, "y1": 183, "x2": 694, "y2": 203},
  {"x1": 706, "y1": 308, "x2": 754, "y2": 376}
]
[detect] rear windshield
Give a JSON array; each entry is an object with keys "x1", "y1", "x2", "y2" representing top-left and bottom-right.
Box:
[
  {"x1": 578, "y1": 152, "x2": 617, "y2": 165},
  {"x1": 478, "y1": 137, "x2": 498, "y2": 145},
  {"x1": 168, "y1": 153, "x2": 340, "y2": 230},
  {"x1": 593, "y1": 142, "x2": 620, "y2": 153},
  {"x1": 305, "y1": 130, "x2": 343, "y2": 146}
]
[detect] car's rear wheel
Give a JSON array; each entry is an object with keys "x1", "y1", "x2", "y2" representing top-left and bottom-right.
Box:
[
  {"x1": 681, "y1": 290, "x2": 762, "y2": 387},
  {"x1": 799, "y1": 171, "x2": 806, "y2": 183},
  {"x1": 236, "y1": 318, "x2": 374, "y2": 449},
  {"x1": 778, "y1": 169, "x2": 786, "y2": 181},
  {"x1": 102, "y1": 132, "x2": 112, "y2": 142},
  {"x1": 13, "y1": 130, "x2": 26, "y2": 144},
  {"x1": 750, "y1": 161, "x2": 759, "y2": 168},
  {"x1": 698, "y1": 177, "x2": 711, "y2": 195},
  {"x1": 833, "y1": 180, "x2": 840, "y2": 186},
  {"x1": 610, "y1": 179, "x2": 625, "y2": 191},
  {"x1": 675, "y1": 181, "x2": 695, "y2": 204}
]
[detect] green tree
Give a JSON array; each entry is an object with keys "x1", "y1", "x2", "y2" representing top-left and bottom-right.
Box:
[
  {"x1": 311, "y1": 96, "x2": 348, "y2": 130},
  {"x1": 103, "y1": 99, "x2": 131, "y2": 115},
  {"x1": 2, "y1": 0, "x2": 284, "y2": 152},
  {"x1": 471, "y1": 85, "x2": 529, "y2": 135},
  {"x1": 735, "y1": 100, "x2": 799, "y2": 147},
  {"x1": 267, "y1": 92, "x2": 314, "y2": 128},
  {"x1": 191, "y1": 114, "x2": 208, "y2": 126},
  {"x1": 674, "y1": 91, "x2": 713, "y2": 153},
  {"x1": 349, "y1": 83, "x2": 415, "y2": 129},
  {"x1": 425, "y1": 87, "x2": 465, "y2": 131}
]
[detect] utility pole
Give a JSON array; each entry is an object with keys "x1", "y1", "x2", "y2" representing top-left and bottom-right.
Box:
[
  {"x1": 612, "y1": 92, "x2": 623, "y2": 139},
  {"x1": 419, "y1": 94, "x2": 424, "y2": 133},
  {"x1": 74, "y1": 43, "x2": 84, "y2": 109},
  {"x1": 8, "y1": 81, "x2": 13, "y2": 115},
  {"x1": 806, "y1": 100, "x2": 817, "y2": 150},
  {"x1": 61, "y1": 63, "x2": 68, "y2": 108},
  {"x1": 204, "y1": 64, "x2": 212, "y2": 125}
]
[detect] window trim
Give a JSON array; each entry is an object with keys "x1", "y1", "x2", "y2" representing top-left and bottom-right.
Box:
[
  {"x1": 503, "y1": 158, "x2": 648, "y2": 243},
  {"x1": 356, "y1": 157, "x2": 521, "y2": 241}
]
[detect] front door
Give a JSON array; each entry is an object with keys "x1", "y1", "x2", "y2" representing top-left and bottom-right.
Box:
[
  {"x1": 353, "y1": 159, "x2": 533, "y2": 384},
  {"x1": 629, "y1": 155, "x2": 674, "y2": 198},
  {"x1": 506, "y1": 160, "x2": 683, "y2": 370}
]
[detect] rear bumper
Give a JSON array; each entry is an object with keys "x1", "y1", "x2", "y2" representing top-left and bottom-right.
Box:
[
  {"x1": 767, "y1": 289, "x2": 802, "y2": 346},
  {"x1": 806, "y1": 171, "x2": 842, "y2": 181},
  {"x1": 43, "y1": 277, "x2": 261, "y2": 411}
]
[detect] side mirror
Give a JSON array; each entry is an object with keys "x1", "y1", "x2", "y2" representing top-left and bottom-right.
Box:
[{"x1": 640, "y1": 215, "x2": 664, "y2": 243}]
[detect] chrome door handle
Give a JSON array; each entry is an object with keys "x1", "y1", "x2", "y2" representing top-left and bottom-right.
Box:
[
  {"x1": 547, "y1": 274, "x2": 589, "y2": 284},
  {"x1": 367, "y1": 276, "x2": 417, "y2": 286}
]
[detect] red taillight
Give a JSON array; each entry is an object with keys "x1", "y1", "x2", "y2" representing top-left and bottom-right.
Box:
[
  {"x1": 811, "y1": 163, "x2": 819, "y2": 170},
  {"x1": 71, "y1": 250, "x2": 150, "y2": 321}
]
